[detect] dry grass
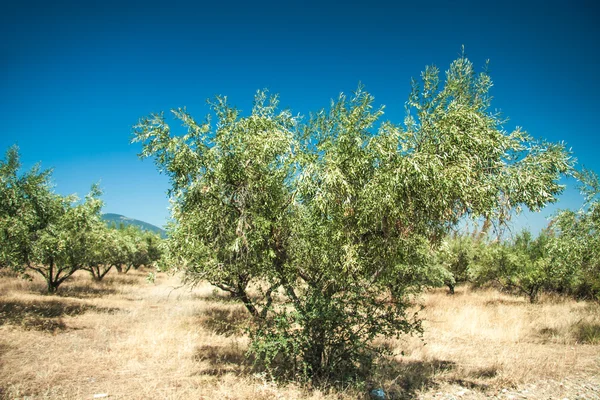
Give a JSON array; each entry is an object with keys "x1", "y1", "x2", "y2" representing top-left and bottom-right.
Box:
[
  {"x1": 377, "y1": 287, "x2": 600, "y2": 397},
  {"x1": 1, "y1": 271, "x2": 598, "y2": 399}
]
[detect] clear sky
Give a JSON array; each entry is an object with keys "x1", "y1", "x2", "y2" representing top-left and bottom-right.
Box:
[{"x1": 1, "y1": 0, "x2": 598, "y2": 230}]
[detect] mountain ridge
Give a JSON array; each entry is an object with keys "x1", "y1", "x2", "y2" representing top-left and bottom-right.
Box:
[{"x1": 101, "y1": 213, "x2": 166, "y2": 238}]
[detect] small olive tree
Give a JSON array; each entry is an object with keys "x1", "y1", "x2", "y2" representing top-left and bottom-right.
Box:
[
  {"x1": 86, "y1": 225, "x2": 115, "y2": 281},
  {"x1": 435, "y1": 231, "x2": 487, "y2": 294},
  {"x1": 474, "y1": 230, "x2": 557, "y2": 303},
  {"x1": 120, "y1": 226, "x2": 163, "y2": 273},
  {"x1": 85, "y1": 225, "x2": 163, "y2": 281},
  {"x1": 26, "y1": 187, "x2": 104, "y2": 293},
  {"x1": 549, "y1": 171, "x2": 600, "y2": 299},
  {"x1": 0, "y1": 146, "x2": 105, "y2": 292},
  {"x1": 0, "y1": 146, "x2": 54, "y2": 271},
  {"x1": 133, "y1": 54, "x2": 572, "y2": 383}
]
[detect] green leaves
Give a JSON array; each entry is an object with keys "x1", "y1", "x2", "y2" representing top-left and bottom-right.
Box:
[
  {"x1": 134, "y1": 53, "x2": 573, "y2": 383},
  {"x1": 0, "y1": 146, "x2": 113, "y2": 292},
  {"x1": 0, "y1": 146, "x2": 55, "y2": 271},
  {"x1": 550, "y1": 198, "x2": 600, "y2": 300},
  {"x1": 134, "y1": 91, "x2": 298, "y2": 305}
]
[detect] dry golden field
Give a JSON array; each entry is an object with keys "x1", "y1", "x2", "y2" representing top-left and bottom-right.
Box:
[{"x1": 1, "y1": 269, "x2": 599, "y2": 399}]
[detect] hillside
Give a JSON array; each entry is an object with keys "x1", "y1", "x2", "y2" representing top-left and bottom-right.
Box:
[{"x1": 101, "y1": 213, "x2": 166, "y2": 238}]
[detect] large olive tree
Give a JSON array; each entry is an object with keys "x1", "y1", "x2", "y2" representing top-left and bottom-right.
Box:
[{"x1": 133, "y1": 54, "x2": 573, "y2": 383}]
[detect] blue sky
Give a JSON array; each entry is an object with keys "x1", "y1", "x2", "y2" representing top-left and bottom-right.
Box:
[{"x1": 1, "y1": 0, "x2": 598, "y2": 231}]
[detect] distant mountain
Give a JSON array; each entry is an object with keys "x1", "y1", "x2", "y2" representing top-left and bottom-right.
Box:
[{"x1": 101, "y1": 213, "x2": 166, "y2": 238}]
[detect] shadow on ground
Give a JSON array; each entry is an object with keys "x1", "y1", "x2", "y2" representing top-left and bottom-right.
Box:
[
  {"x1": 193, "y1": 343, "x2": 250, "y2": 376},
  {"x1": 0, "y1": 343, "x2": 11, "y2": 355},
  {"x1": 54, "y1": 284, "x2": 118, "y2": 299},
  {"x1": 193, "y1": 289, "x2": 275, "y2": 306},
  {"x1": 573, "y1": 321, "x2": 600, "y2": 344},
  {"x1": 192, "y1": 342, "x2": 462, "y2": 399},
  {"x1": 104, "y1": 273, "x2": 144, "y2": 286},
  {"x1": 193, "y1": 292, "x2": 238, "y2": 304},
  {"x1": 197, "y1": 304, "x2": 251, "y2": 336},
  {"x1": 0, "y1": 298, "x2": 120, "y2": 332},
  {"x1": 370, "y1": 358, "x2": 457, "y2": 399}
]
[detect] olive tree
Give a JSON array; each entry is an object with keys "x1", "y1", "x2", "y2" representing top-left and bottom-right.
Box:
[
  {"x1": 135, "y1": 91, "x2": 299, "y2": 310},
  {"x1": 102, "y1": 227, "x2": 136, "y2": 274},
  {"x1": 84, "y1": 225, "x2": 163, "y2": 281},
  {"x1": 549, "y1": 170, "x2": 600, "y2": 299},
  {"x1": 133, "y1": 54, "x2": 572, "y2": 383},
  {"x1": 0, "y1": 146, "x2": 105, "y2": 292},
  {"x1": 0, "y1": 146, "x2": 54, "y2": 271},
  {"x1": 474, "y1": 230, "x2": 557, "y2": 303},
  {"x1": 124, "y1": 228, "x2": 162, "y2": 272},
  {"x1": 435, "y1": 231, "x2": 487, "y2": 294},
  {"x1": 86, "y1": 225, "x2": 115, "y2": 281},
  {"x1": 26, "y1": 187, "x2": 104, "y2": 293}
]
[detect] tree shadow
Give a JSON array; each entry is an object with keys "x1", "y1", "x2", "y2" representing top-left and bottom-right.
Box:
[
  {"x1": 191, "y1": 342, "x2": 459, "y2": 399},
  {"x1": 369, "y1": 358, "x2": 456, "y2": 399},
  {"x1": 193, "y1": 287, "x2": 276, "y2": 306},
  {"x1": 104, "y1": 274, "x2": 143, "y2": 286},
  {"x1": 192, "y1": 291, "x2": 240, "y2": 304},
  {"x1": 573, "y1": 321, "x2": 600, "y2": 344},
  {"x1": 0, "y1": 298, "x2": 119, "y2": 332},
  {"x1": 197, "y1": 304, "x2": 251, "y2": 336},
  {"x1": 54, "y1": 284, "x2": 118, "y2": 299},
  {"x1": 0, "y1": 342, "x2": 13, "y2": 366},
  {"x1": 192, "y1": 343, "x2": 251, "y2": 376}
]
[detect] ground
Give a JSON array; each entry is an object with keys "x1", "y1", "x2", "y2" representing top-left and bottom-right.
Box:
[{"x1": 0, "y1": 269, "x2": 598, "y2": 399}]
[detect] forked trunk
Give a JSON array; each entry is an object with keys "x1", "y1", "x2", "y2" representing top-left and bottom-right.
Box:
[
  {"x1": 447, "y1": 282, "x2": 455, "y2": 295},
  {"x1": 46, "y1": 279, "x2": 59, "y2": 293}
]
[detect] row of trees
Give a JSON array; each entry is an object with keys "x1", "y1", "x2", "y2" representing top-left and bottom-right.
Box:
[
  {"x1": 133, "y1": 53, "x2": 574, "y2": 383},
  {"x1": 0, "y1": 147, "x2": 162, "y2": 292},
  {"x1": 87, "y1": 224, "x2": 163, "y2": 281},
  {"x1": 436, "y1": 192, "x2": 600, "y2": 303}
]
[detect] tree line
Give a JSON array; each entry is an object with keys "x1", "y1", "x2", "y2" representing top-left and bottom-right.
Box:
[
  {"x1": 435, "y1": 193, "x2": 600, "y2": 303},
  {"x1": 0, "y1": 146, "x2": 162, "y2": 292}
]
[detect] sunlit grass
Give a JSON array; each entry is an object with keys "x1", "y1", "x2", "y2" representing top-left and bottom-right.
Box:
[{"x1": 0, "y1": 271, "x2": 598, "y2": 399}]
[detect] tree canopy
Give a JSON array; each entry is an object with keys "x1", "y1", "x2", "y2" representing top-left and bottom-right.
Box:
[
  {"x1": 0, "y1": 145, "x2": 55, "y2": 271},
  {"x1": 133, "y1": 54, "x2": 573, "y2": 382},
  {"x1": 0, "y1": 146, "x2": 163, "y2": 292}
]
